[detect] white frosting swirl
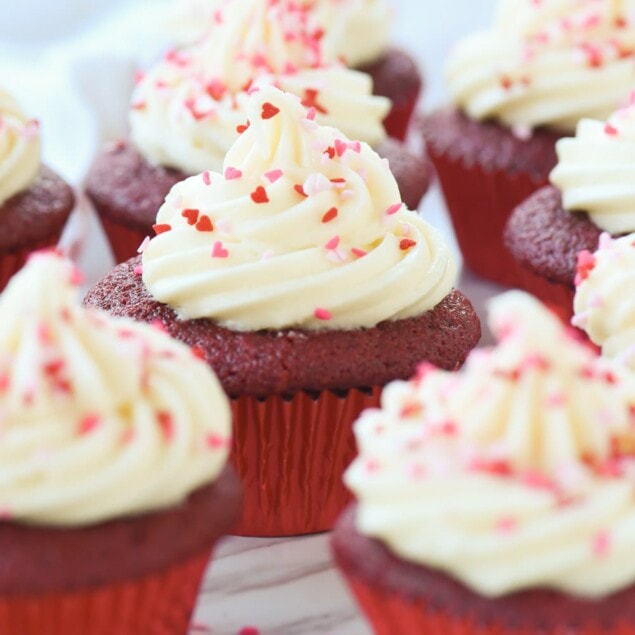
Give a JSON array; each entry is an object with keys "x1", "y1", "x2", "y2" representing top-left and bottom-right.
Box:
[
  {"x1": 550, "y1": 100, "x2": 635, "y2": 233},
  {"x1": 574, "y1": 232, "x2": 635, "y2": 363},
  {"x1": 447, "y1": 0, "x2": 635, "y2": 131},
  {"x1": 0, "y1": 89, "x2": 40, "y2": 205},
  {"x1": 347, "y1": 291, "x2": 635, "y2": 598},
  {"x1": 142, "y1": 86, "x2": 456, "y2": 331},
  {"x1": 0, "y1": 252, "x2": 231, "y2": 527},
  {"x1": 170, "y1": 0, "x2": 392, "y2": 67},
  {"x1": 131, "y1": 0, "x2": 389, "y2": 174}
]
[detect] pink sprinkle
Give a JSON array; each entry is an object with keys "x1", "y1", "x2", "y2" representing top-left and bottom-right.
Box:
[
  {"x1": 202, "y1": 171, "x2": 212, "y2": 185},
  {"x1": 306, "y1": 106, "x2": 316, "y2": 121},
  {"x1": 77, "y1": 414, "x2": 101, "y2": 436},
  {"x1": 365, "y1": 459, "x2": 380, "y2": 473},
  {"x1": 334, "y1": 138, "x2": 348, "y2": 157},
  {"x1": 224, "y1": 166, "x2": 243, "y2": 180},
  {"x1": 151, "y1": 319, "x2": 168, "y2": 333},
  {"x1": 521, "y1": 470, "x2": 557, "y2": 491},
  {"x1": 137, "y1": 236, "x2": 151, "y2": 254},
  {"x1": 351, "y1": 248, "x2": 367, "y2": 258},
  {"x1": 314, "y1": 307, "x2": 332, "y2": 321},
  {"x1": 324, "y1": 235, "x2": 340, "y2": 250},
  {"x1": 37, "y1": 322, "x2": 52, "y2": 345},
  {"x1": 592, "y1": 530, "x2": 611, "y2": 558},
  {"x1": 157, "y1": 411, "x2": 175, "y2": 441},
  {"x1": 206, "y1": 433, "x2": 230, "y2": 449},
  {"x1": 265, "y1": 169, "x2": 284, "y2": 183},
  {"x1": 238, "y1": 628, "x2": 260, "y2": 635},
  {"x1": 605, "y1": 123, "x2": 619, "y2": 136},
  {"x1": 133, "y1": 265, "x2": 143, "y2": 276},
  {"x1": 211, "y1": 241, "x2": 229, "y2": 258},
  {"x1": 385, "y1": 203, "x2": 402, "y2": 216},
  {"x1": 495, "y1": 516, "x2": 518, "y2": 534}
]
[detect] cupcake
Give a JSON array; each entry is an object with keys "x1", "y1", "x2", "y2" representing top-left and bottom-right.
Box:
[
  {"x1": 333, "y1": 290, "x2": 635, "y2": 635},
  {"x1": 0, "y1": 90, "x2": 74, "y2": 290},
  {"x1": 84, "y1": 85, "x2": 480, "y2": 537},
  {"x1": 422, "y1": 0, "x2": 635, "y2": 286},
  {"x1": 169, "y1": 0, "x2": 422, "y2": 140},
  {"x1": 506, "y1": 95, "x2": 635, "y2": 320},
  {"x1": 573, "y1": 232, "x2": 635, "y2": 364},
  {"x1": 86, "y1": 0, "x2": 430, "y2": 264},
  {"x1": 0, "y1": 252, "x2": 241, "y2": 635}
]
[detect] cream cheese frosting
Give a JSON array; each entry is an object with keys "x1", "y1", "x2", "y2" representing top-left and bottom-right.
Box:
[
  {"x1": 170, "y1": 0, "x2": 392, "y2": 67},
  {"x1": 0, "y1": 251, "x2": 231, "y2": 527},
  {"x1": 0, "y1": 89, "x2": 40, "y2": 205},
  {"x1": 131, "y1": 0, "x2": 389, "y2": 174},
  {"x1": 142, "y1": 85, "x2": 456, "y2": 331},
  {"x1": 550, "y1": 97, "x2": 635, "y2": 233},
  {"x1": 447, "y1": 0, "x2": 635, "y2": 131},
  {"x1": 573, "y1": 232, "x2": 635, "y2": 362},
  {"x1": 346, "y1": 291, "x2": 635, "y2": 598}
]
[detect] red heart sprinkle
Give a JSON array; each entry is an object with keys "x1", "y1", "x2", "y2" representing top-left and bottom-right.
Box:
[
  {"x1": 181, "y1": 208, "x2": 200, "y2": 225},
  {"x1": 236, "y1": 120, "x2": 250, "y2": 134},
  {"x1": 153, "y1": 223, "x2": 171, "y2": 235},
  {"x1": 294, "y1": 184, "x2": 307, "y2": 197},
  {"x1": 251, "y1": 186, "x2": 269, "y2": 204},
  {"x1": 196, "y1": 216, "x2": 214, "y2": 232},
  {"x1": 322, "y1": 207, "x2": 338, "y2": 223},
  {"x1": 399, "y1": 238, "x2": 417, "y2": 250},
  {"x1": 261, "y1": 102, "x2": 280, "y2": 119}
]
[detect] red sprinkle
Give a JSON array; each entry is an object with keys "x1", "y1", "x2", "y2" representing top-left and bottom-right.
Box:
[
  {"x1": 321, "y1": 207, "x2": 338, "y2": 223},
  {"x1": 181, "y1": 208, "x2": 200, "y2": 225},
  {"x1": 251, "y1": 186, "x2": 270, "y2": 204},
  {"x1": 238, "y1": 628, "x2": 260, "y2": 635},
  {"x1": 294, "y1": 184, "x2": 308, "y2": 197},
  {"x1": 301, "y1": 88, "x2": 328, "y2": 114},
  {"x1": 153, "y1": 224, "x2": 171, "y2": 235},
  {"x1": 314, "y1": 307, "x2": 332, "y2": 321},
  {"x1": 261, "y1": 102, "x2": 280, "y2": 119},
  {"x1": 206, "y1": 433, "x2": 230, "y2": 449},
  {"x1": 236, "y1": 121, "x2": 250, "y2": 134},
  {"x1": 196, "y1": 216, "x2": 214, "y2": 232},
  {"x1": 575, "y1": 250, "x2": 596, "y2": 286},
  {"x1": 604, "y1": 123, "x2": 619, "y2": 136},
  {"x1": 157, "y1": 411, "x2": 175, "y2": 441},
  {"x1": 191, "y1": 347, "x2": 206, "y2": 360},
  {"x1": 77, "y1": 414, "x2": 101, "y2": 436},
  {"x1": 399, "y1": 238, "x2": 417, "y2": 251},
  {"x1": 351, "y1": 248, "x2": 367, "y2": 258},
  {"x1": 202, "y1": 171, "x2": 212, "y2": 185}
]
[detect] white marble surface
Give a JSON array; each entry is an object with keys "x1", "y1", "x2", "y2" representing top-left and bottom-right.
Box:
[{"x1": 0, "y1": 1, "x2": 503, "y2": 633}]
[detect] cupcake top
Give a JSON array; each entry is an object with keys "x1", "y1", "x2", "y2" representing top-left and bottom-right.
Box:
[
  {"x1": 550, "y1": 95, "x2": 635, "y2": 233},
  {"x1": 574, "y1": 232, "x2": 635, "y2": 361},
  {"x1": 142, "y1": 85, "x2": 456, "y2": 331},
  {"x1": 0, "y1": 89, "x2": 40, "y2": 205},
  {"x1": 170, "y1": 0, "x2": 392, "y2": 67},
  {"x1": 131, "y1": 0, "x2": 390, "y2": 174},
  {"x1": 346, "y1": 291, "x2": 635, "y2": 598},
  {"x1": 447, "y1": 0, "x2": 635, "y2": 132},
  {"x1": 0, "y1": 251, "x2": 231, "y2": 527}
]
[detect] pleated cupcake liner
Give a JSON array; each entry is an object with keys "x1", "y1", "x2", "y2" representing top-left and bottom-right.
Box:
[
  {"x1": 230, "y1": 387, "x2": 381, "y2": 537},
  {"x1": 0, "y1": 236, "x2": 64, "y2": 292},
  {"x1": 384, "y1": 95, "x2": 419, "y2": 142},
  {"x1": 0, "y1": 548, "x2": 213, "y2": 635},
  {"x1": 98, "y1": 214, "x2": 149, "y2": 265}
]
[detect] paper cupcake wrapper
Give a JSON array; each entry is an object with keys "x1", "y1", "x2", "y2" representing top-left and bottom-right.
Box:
[
  {"x1": 428, "y1": 146, "x2": 551, "y2": 287},
  {"x1": 384, "y1": 96, "x2": 419, "y2": 142},
  {"x1": 0, "y1": 236, "x2": 63, "y2": 292},
  {"x1": 230, "y1": 387, "x2": 381, "y2": 537},
  {"x1": 98, "y1": 214, "x2": 149, "y2": 265},
  {"x1": 344, "y1": 575, "x2": 635, "y2": 635},
  {"x1": 0, "y1": 548, "x2": 212, "y2": 635}
]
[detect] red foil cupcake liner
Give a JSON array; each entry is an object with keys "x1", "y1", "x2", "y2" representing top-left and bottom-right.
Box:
[
  {"x1": 428, "y1": 149, "x2": 551, "y2": 288},
  {"x1": 230, "y1": 387, "x2": 381, "y2": 537},
  {"x1": 0, "y1": 236, "x2": 63, "y2": 292},
  {"x1": 98, "y1": 215, "x2": 149, "y2": 265},
  {"x1": 0, "y1": 549, "x2": 212, "y2": 635}
]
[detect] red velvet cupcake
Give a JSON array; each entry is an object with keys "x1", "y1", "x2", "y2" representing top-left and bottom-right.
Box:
[
  {"x1": 0, "y1": 90, "x2": 74, "y2": 290},
  {"x1": 333, "y1": 291, "x2": 635, "y2": 634},
  {"x1": 505, "y1": 98, "x2": 635, "y2": 320},
  {"x1": 86, "y1": 0, "x2": 428, "y2": 264},
  {"x1": 423, "y1": 0, "x2": 635, "y2": 286},
  {"x1": 0, "y1": 252, "x2": 241, "y2": 635},
  {"x1": 84, "y1": 86, "x2": 480, "y2": 537}
]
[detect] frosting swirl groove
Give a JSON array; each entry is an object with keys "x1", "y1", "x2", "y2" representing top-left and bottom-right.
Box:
[
  {"x1": 0, "y1": 252, "x2": 231, "y2": 527},
  {"x1": 142, "y1": 86, "x2": 455, "y2": 331},
  {"x1": 131, "y1": 0, "x2": 390, "y2": 173},
  {"x1": 447, "y1": 0, "x2": 635, "y2": 131},
  {"x1": 346, "y1": 291, "x2": 635, "y2": 598},
  {"x1": 0, "y1": 89, "x2": 40, "y2": 205}
]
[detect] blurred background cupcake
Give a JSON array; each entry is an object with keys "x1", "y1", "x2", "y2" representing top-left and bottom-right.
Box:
[
  {"x1": 0, "y1": 251, "x2": 241, "y2": 635},
  {"x1": 84, "y1": 86, "x2": 480, "y2": 537},
  {"x1": 0, "y1": 90, "x2": 74, "y2": 290},
  {"x1": 333, "y1": 290, "x2": 635, "y2": 635},
  {"x1": 422, "y1": 0, "x2": 635, "y2": 287},
  {"x1": 86, "y1": 0, "x2": 429, "y2": 264}
]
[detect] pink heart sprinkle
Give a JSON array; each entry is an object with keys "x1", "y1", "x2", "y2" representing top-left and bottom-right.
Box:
[
  {"x1": 224, "y1": 166, "x2": 243, "y2": 180},
  {"x1": 211, "y1": 241, "x2": 229, "y2": 258},
  {"x1": 265, "y1": 169, "x2": 284, "y2": 183}
]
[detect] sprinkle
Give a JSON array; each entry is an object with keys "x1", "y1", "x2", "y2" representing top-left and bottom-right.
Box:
[
  {"x1": 322, "y1": 207, "x2": 338, "y2": 223},
  {"x1": 399, "y1": 238, "x2": 417, "y2": 251},
  {"x1": 196, "y1": 216, "x2": 214, "y2": 232},
  {"x1": 324, "y1": 146, "x2": 336, "y2": 159},
  {"x1": 575, "y1": 250, "x2": 596, "y2": 286},
  {"x1": 151, "y1": 320, "x2": 168, "y2": 333},
  {"x1": 133, "y1": 264, "x2": 143, "y2": 276},
  {"x1": 153, "y1": 224, "x2": 171, "y2": 235},
  {"x1": 294, "y1": 184, "x2": 308, "y2": 197},
  {"x1": 181, "y1": 208, "x2": 200, "y2": 225},
  {"x1": 500, "y1": 75, "x2": 513, "y2": 90},
  {"x1": 495, "y1": 516, "x2": 518, "y2": 534},
  {"x1": 251, "y1": 186, "x2": 270, "y2": 204},
  {"x1": 468, "y1": 458, "x2": 512, "y2": 476},
  {"x1": 37, "y1": 323, "x2": 52, "y2": 345},
  {"x1": 400, "y1": 402, "x2": 423, "y2": 418},
  {"x1": 205, "y1": 79, "x2": 226, "y2": 101},
  {"x1": 202, "y1": 171, "x2": 212, "y2": 185},
  {"x1": 77, "y1": 414, "x2": 101, "y2": 436},
  {"x1": 301, "y1": 88, "x2": 328, "y2": 114},
  {"x1": 0, "y1": 374, "x2": 9, "y2": 392},
  {"x1": 265, "y1": 169, "x2": 283, "y2": 183},
  {"x1": 351, "y1": 247, "x2": 367, "y2": 258},
  {"x1": 314, "y1": 307, "x2": 332, "y2": 321},
  {"x1": 191, "y1": 347, "x2": 206, "y2": 360},
  {"x1": 238, "y1": 628, "x2": 260, "y2": 635},
  {"x1": 131, "y1": 101, "x2": 146, "y2": 111},
  {"x1": 261, "y1": 102, "x2": 280, "y2": 119},
  {"x1": 206, "y1": 433, "x2": 230, "y2": 449},
  {"x1": 324, "y1": 235, "x2": 340, "y2": 250},
  {"x1": 521, "y1": 470, "x2": 557, "y2": 491},
  {"x1": 224, "y1": 166, "x2": 243, "y2": 180},
  {"x1": 604, "y1": 123, "x2": 619, "y2": 136},
  {"x1": 157, "y1": 411, "x2": 175, "y2": 441},
  {"x1": 385, "y1": 203, "x2": 402, "y2": 216},
  {"x1": 306, "y1": 106, "x2": 317, "y2": 121},
  {"x1": 592, "y1": 530, "x2": 611, "y2": 558},
  {"x1": 211, "y1": 241, "x2": 229, "y2": 258}
]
